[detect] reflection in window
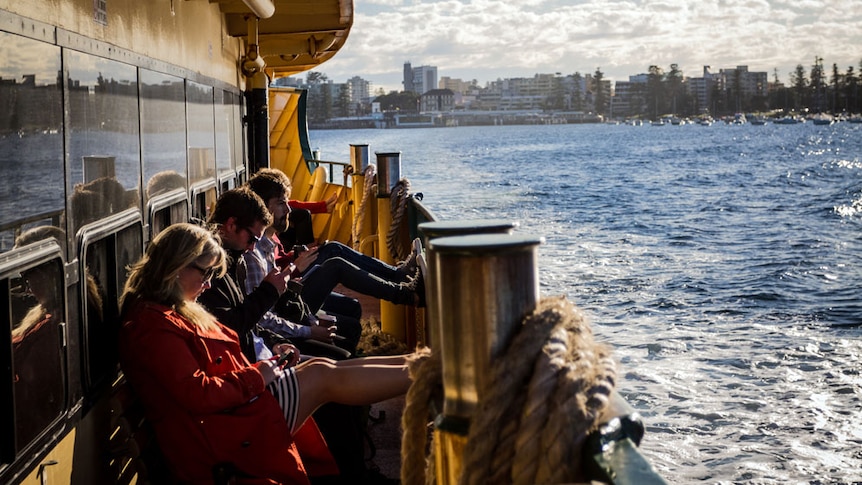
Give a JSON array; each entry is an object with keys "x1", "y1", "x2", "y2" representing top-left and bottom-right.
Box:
[
  {"x1": 66, "y1": 51, "x2": 141, "y2": 234},
  {"x1": 81, "y1": 224, "x2": 141, "y2": 390},
  {"x1": 0, "y1": 32, "x2": 64, "y2": 254},
  {"x1": 10, "y1": 258, "x2": 65, "y2": 453},
  {"x1": 216, "y1": 90, "x2": 244, "y2": 174},
  {"x1": 187, "y1": 81, "x2": 215, "y2": 184},
  {"x1": 141, "y1": 70, "x2": 187, "y2": 208}
]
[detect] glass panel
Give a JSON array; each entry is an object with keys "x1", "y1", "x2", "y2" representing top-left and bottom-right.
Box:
[
  {"x1": 0, "y1": 33, "x2": 64, "y2": 254},
  {"x1": 230, "y1": 91, "x2": 244, "y2": 172},
  {"x1": 66, "y1": 51, "x2": 141, "y2": 235},
  {"x1": 82, "y1": 224, "x2": 141, "y2": 389},
  {"x1": 11, "y1": 258, "x2": 65, "y2": 452},
  {"x1": 215, "y1": 90, "x2": 232, "y2": 175},
  {"x1": 187, "y1": 81, "x2": 215, "y2": 184},
  {"x1": 192, "y1": 187, "x2": 217, "y2": 222},
  {"x1": 141, "y1": 70, "x2": 187, "y2": 204}
]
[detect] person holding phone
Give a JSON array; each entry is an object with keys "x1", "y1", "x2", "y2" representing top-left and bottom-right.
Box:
[{"x1": 118, "y1": 223, "x2": 413, "y2": 484}]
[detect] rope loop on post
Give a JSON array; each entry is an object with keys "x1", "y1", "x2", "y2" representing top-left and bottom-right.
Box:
[
  {"x1": 401, "y1": 296, "x2": 617, "y2": 485},
  {"x1": 352, "y1": 164, "x2": 376, "y2": 249},
  {"x1": 386, "y1": 178, "x2": 412, "y2": 262}
]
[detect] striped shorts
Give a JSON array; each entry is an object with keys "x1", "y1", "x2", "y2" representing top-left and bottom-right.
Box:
[{"x1": 266, "y1": 367, "x2": 300, "y2": 434}]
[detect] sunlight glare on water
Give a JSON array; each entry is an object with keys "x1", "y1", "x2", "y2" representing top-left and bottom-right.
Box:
[{"x1": 312, "y1": 122, "x2": 862, "y2": 483}]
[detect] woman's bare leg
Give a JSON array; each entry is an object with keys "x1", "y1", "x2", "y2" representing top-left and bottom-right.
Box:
[{"x1": 293, "y1": 357, "x2": 410, "y2": 431}]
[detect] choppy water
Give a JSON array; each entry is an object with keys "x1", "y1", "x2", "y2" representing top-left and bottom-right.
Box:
[{"x1": 311, "y1": 122, "x2": 862, "y2": 484}]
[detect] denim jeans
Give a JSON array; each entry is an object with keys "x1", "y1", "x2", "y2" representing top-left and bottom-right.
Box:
[
  {"x1": 300, "y1": 257, "x2": 414, "y2": 314},
  {"x1": 307, "y1": 241, "x2": 409, "y2": 283}
]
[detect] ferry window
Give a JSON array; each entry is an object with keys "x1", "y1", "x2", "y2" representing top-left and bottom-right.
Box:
[
  {"x1": 6, "y1": 257, "x2": 66, "y2": 456},
  {"x1": 141, "y1": 70, "x2": 187, "y2": 210},
  {"x1": 81, "y1": 222, "x2": 142, "y2": 390},
  {"x1": 145, "y1": 169, "x2": 189, "y2": 239},
  {"x1": 191, "y1": 186, "x2": 217, "y2": 222},
  {"x1": 215, "y1": 89, "x2": 233, "y2": 175},
  {"x1": 0, "y1": 33, "x2": 64, "y2": 256},
  {"x1": 187, "y1": 81, "x2": 216, "y2": 185},
  {"x1": 66, "y1": 51, "x2": 141, "y2": 237}
]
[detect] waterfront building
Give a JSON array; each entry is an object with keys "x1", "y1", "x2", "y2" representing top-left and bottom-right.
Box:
[{"x1": 420, "y1": 88, "x2": 455, "y2": 112}]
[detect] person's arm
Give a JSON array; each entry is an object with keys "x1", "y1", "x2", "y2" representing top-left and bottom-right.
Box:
[{"x1": 289, "y1": 199, "x2": 328, "y2": 214}]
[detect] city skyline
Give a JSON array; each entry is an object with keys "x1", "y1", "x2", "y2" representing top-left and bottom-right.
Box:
[{"x1": 305, "y1": 0, "x2": 862, "y2": 93}]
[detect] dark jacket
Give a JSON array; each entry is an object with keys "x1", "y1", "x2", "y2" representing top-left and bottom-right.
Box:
[{"x1": 198, "y1": 249, "x2": 280, "y2": 362}]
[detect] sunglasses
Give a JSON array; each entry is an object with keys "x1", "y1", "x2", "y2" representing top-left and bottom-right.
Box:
[
  {"x1": 241, "y1": 226, "x2": 262, "y2": 246},
  {"x1": 188, "y1": 263, "x2": 217, "y2": 282}
]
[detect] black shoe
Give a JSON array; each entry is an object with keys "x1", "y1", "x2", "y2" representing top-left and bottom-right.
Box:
[
  {"x1": 409, "y1": 254, "x2": 427, "y2": 308},
  {"x1": 395, "y1": 238, "x2": 422, "y2": 279}
]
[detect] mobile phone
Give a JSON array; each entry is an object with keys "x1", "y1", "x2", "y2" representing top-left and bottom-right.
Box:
[
  {"x1": 292, "y1": 244, "x2": 308, "y2": 256},
  {"x1": 277, "y1": 350, "x2": 295, "y2": 367}
]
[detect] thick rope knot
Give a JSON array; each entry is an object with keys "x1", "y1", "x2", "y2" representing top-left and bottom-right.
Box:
[
  {"x1": 402, "y1": 347, "x2": 442, "y2": 485},
  {"x1": 401, "y1": 296, "x2": 616, "y2": 485},
  {"x1": 351, "y1": 164, "x2": 377, "y2": 249},
  {"x1": 387, "y1": 178, "x2": 412, "y2": 262}
]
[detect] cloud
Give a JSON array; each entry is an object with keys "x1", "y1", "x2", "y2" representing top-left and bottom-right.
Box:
[{"x1": 312, "y1": 0, "x2": 862, "y2": 91}]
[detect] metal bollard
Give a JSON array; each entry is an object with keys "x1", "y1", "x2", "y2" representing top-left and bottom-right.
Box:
[
  {"x1": 349, "y1": 143, "x2": 369, "y2": 172},
  {"x1": 375, "y1": 151, "x2": 401, "y2": 197},
  {"x1": 418, "y1": 219, "x2": 519, "y2": 350},
  {"x1": 429, "y1": 233, "x2": 543, "y2": 484}
]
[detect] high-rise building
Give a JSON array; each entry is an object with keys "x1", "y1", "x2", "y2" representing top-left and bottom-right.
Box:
[
  {"x1": 403, "y1": 62, "x2": 437, "y2": 94},
  {"x1": 347, "y1": 76, "x2": 371, "y2": 103}
]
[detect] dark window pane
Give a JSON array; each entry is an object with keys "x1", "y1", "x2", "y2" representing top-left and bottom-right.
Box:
[{"x1": 11, "y1": 258, "x2": 65, "y2": 452}]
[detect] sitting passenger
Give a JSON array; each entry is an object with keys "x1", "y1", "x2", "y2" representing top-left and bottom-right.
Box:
[
  {"x1": 281, "y1": 192, "x2": 337, "y2": 248},
  {"x1": 117, "y1": 222, "x2": 412, "y2": 484}
]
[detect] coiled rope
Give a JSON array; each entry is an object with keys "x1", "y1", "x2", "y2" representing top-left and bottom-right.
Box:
[
  {"x1": 386, "y1": 178, "x2": 411, "y2": 262},
  {"x1": 351, "y1": 164, "x2": 376, "y2": 249},
  {"x1": 402, "y1": 296, "x2": 617, "y2": 485}
]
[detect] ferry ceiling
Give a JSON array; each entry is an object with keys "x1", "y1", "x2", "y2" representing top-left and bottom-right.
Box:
[{"x1": 217, "y1": 0, "x2": 353, "y2": 79}]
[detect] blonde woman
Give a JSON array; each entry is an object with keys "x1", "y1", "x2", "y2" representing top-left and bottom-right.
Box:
[{"x1": 118, "y1": 223, "x2": 411, "y2": 484}]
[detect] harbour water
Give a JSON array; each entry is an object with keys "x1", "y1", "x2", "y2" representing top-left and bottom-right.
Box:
[{"x1": 311, "y1": 122, "x2": 862, "y2": 484}]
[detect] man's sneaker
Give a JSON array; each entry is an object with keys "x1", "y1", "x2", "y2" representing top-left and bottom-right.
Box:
[{"x1": 395, "y1": 237, "x2": 423, "y2": 278}]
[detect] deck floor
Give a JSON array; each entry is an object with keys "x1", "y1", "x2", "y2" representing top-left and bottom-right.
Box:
[{"x1": 334, "y1": 285, "x2": 404, "y2": 481}]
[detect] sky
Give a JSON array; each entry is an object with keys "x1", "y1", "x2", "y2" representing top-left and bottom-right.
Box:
[{"x1": 306, "y1": 0, "x2": 862, "y2": 93}]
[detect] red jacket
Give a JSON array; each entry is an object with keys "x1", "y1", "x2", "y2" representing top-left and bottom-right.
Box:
[{"x1": 118, "y1": 300, "x2": 336, "y2": 484}]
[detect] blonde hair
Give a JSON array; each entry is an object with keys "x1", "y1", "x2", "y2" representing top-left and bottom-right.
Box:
[{"x1": 120, "y1": 223, "x2": 226, "y2": 332}]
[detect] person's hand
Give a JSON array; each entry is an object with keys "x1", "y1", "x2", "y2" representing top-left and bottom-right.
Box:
[
  {"x1": 262, "y1": 268, "x2": 289, "y2": 295},
  {"x1": 257, "y1": 358, "x2": 283, "y2": 386},
  {"x1": 272, "y1": 343, "x2": 300, "y2": 368},
  {"x1": 309, "y1": 324, "x2": 337, "y2": 343},
  {"x1": 293, "y1": 246, "x2": 319, "y2": 273},
  {"x1": 324, "y1": 193, "x2": 337, "y2": 213}
]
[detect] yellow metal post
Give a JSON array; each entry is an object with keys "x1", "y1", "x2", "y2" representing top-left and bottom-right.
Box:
[{"x1": 349, "y1": 144, "x2": 376, "y2": 253}]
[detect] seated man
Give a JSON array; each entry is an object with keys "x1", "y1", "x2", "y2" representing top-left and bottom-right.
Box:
[
  {"x1": 280, "y1": 192, "x2": 337, "y2": 248},
  {"x1": 198, "y1": 187, "x2": 344, "y2": 361},
  {"x1": 244, "y1": 170, "x2": 424, "y2": 353}
]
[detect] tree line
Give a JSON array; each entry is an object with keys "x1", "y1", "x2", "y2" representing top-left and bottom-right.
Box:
[{"x1": 591, "y1": 57, "x2": 862, "y2": 119}]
